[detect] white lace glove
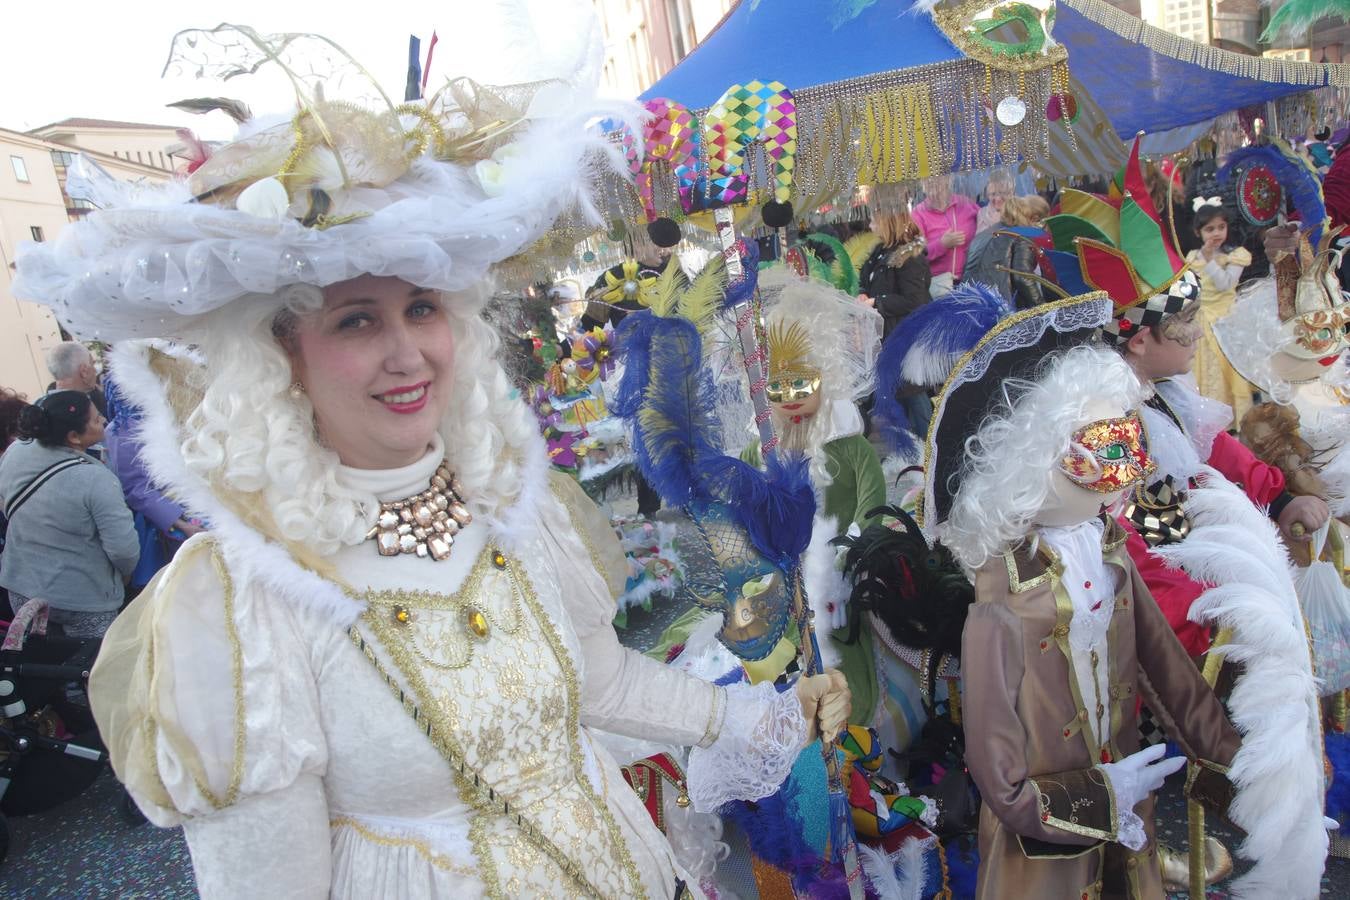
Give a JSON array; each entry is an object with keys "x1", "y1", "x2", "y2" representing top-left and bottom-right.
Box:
[{"x1": 1098, "y1": 745, "x2": 1186, "y2": 851}]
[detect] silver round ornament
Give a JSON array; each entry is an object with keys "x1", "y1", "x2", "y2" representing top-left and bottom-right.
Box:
[{"x1": 996, "y1": 96, "x2": 1027, "y2": 126}]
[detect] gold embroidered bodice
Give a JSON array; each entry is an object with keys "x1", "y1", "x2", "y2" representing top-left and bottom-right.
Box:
[{"x1": 358, "y1": 545, "x2": 645, "y2": 899}]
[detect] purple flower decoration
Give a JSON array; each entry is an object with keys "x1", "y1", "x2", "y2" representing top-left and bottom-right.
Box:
[
  {"x1": 545, "y1": 428, "x2": 581, "y2": 469},
  {"x1": 573, "y1": 324, "x2": 618, "y2": 381},
  {"x1": 530, "y1": 384, "x2": 562, "y2": 429}
]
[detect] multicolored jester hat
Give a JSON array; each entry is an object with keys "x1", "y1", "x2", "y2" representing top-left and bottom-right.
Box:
[{"x1": 625, "y1": 79, "x2": 798, "y2": 246}]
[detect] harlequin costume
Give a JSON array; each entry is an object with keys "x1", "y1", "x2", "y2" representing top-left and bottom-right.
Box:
[{"x1": 1042, "y1": 137, "x2": 1292, "y2": 658}]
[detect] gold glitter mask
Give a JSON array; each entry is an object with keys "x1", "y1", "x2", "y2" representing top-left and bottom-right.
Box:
[
  {"x1": 766, "y1": 374, "x2": 822, "y2": 404},
  {"x1": 1060, "y1": 412, "x2": 1156, "y2": 494},
  {"x1": 765, "y1": 319, "x2": 822, "y2": 403}
]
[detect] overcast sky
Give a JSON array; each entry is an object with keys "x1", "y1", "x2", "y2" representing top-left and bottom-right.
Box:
[{"x1": 1, "y1": 0, "x2": 602, "y2": 140}]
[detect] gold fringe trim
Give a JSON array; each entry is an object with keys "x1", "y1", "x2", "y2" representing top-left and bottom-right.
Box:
[{"x1": 1060, "y1": 0, "x2": 1350, "y2": 88}]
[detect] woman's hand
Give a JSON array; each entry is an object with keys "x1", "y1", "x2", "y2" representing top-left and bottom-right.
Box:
[
  {"x1": 941, "y1": 230, "x2": 965, "y2": 249},
  {"x1": 795, "y1": 669, "x2": 851, "y2": 744}
]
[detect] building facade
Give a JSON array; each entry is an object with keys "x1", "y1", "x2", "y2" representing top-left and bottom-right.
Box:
[
  {"x1": 594, "y1": 0, "x2": 735, "y2": 98},
  {"x1": 0, "y1": 121, "x2": 172, "y2": 399}
]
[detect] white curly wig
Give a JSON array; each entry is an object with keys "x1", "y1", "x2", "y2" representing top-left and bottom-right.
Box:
[
  {"x1": 169, "y1": 283, "x2": 542, "y2": 558},
  {"x1": 941, "y1": 344, "x2": 1149, "y2": 569}
]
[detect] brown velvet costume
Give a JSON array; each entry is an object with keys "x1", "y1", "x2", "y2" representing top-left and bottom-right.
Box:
[{"x1": 962, "y1": 517, "x2": 1239, "y2": 900}]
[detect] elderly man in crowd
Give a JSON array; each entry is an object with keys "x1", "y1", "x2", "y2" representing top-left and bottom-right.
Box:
[{"x1": 46, "y1": 341, "x2": 108, "y2": 420}]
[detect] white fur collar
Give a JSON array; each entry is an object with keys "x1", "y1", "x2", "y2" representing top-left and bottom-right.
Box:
[{"x1": 110, "y1": 341, "x2": 549, "y2": 627}]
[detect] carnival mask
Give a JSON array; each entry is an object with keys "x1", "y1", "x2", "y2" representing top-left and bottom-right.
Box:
[
  {"x1": 680, "y1": 500, "x2": 792, "y2": 662},
  {"x1": 766, "y1": 319, "x2": 823, "y2": 407},
  {"x1": 1271, "y1": 228, "x2": 1350, "y2": 376},
  {"x1": 766, "y1": 374, "x2": 822, "y2": 404},
  {"x1": 1060, "y1": 412, "x2": 1155, "y2": 494}
]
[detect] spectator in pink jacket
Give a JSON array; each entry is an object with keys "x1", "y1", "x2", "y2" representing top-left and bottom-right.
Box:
[{"x1": 912, "y1": 175, "x2": 979, "y2": 297}]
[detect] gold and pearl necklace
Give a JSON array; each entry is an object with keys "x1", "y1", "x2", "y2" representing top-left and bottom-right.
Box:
[{"x1": 364, "y1": 461, "x2": 471, "y2": 561}]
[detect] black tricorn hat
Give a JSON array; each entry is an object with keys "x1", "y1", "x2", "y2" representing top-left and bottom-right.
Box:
[{"x1": 919, "y1": 293, "x2": 1113, "y2": 531}]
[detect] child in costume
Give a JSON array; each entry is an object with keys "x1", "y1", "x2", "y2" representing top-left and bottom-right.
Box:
[
  {"x1": 1041, "y1": 137, "x2": 1330, "y2": 661},
  {"x1": 915, "y1": 293, "x2": 1242, "y2": 899},
  {"x1": 1185, "y1": 200, "x2": 1255, "y2": 425}
]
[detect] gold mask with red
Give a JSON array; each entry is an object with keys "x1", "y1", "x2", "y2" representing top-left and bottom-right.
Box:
[{"x1": 1060, "y1": 412, "x2": 1156, "y2": 494}]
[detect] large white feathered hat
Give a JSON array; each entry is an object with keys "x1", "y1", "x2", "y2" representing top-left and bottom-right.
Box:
[{"x1": 14, "y1": 21, "x2": 635, "y2": 341}]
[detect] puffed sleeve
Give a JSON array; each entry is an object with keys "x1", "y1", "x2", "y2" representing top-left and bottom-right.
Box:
[
  {"x1": 89, "y1": 536, "x2": 332, "y2": 898},
  {"x1": 961, "y1": 599, "x2": 1121, "y2": 852},
  {"x1": 541, "y1": 473, "x2": 807, "y2": 811}
]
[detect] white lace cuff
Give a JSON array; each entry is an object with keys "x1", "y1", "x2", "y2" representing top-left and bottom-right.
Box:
[
  {"x1": 686, "y1": 681, "x2": 807, "y2": 813},
  {"x1": 1098, "y1": 761, "x2": 1148, "y2": 852},
  {"x1": 1117, "y1": 808, "x2": 1147, "y2": 852}
]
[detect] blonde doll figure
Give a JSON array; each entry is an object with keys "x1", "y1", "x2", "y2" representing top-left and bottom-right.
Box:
[{"x1": 1187, "y1": 200, "x2": 1255, "y2": 424}]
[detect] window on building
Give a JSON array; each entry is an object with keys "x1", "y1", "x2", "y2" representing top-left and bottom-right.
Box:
[
  {"x1": 136, "y1": 150, "x2": 144, "y2": 163},
  {"x1": 30, "y1": 226, "x2": 44, "y2": 242},
  {"x1": 10, "y1": 155, "x2": 29, "y2": 182},
  {"x1": 667, "y1": 0, "x2": 698, "y2": 60},
  {"x1": 159, "y1": 151, "x2": 167, "y2": 169},
  {"x1": 69, "y1": 198, "x2": 95, "y2": 210},
  {"x1": 50, "y1": 150, "x2": 75, "y2": 167}
]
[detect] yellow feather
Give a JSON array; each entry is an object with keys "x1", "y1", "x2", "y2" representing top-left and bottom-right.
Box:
[
  {"x1": 678, "y1": 254, "x2": 727, "y2": 330},
  {"x1": 845, "y1": 232, "x2": 881, "y2": 273},
  {"x1": 647, "y1": 258, "x2": 687, "y2": 318}
]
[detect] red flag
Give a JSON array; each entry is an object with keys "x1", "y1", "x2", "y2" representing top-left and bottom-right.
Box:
[{"x1": 421, "y1": 32, "x2": 439, "y2": 93}]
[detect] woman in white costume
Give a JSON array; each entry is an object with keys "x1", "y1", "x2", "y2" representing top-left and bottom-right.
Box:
[{"x1": 13, "y1": 23, "x2": 849, "y2": 900}]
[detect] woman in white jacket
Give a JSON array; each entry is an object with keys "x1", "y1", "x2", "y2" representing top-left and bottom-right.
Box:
[{"x1": 14, "y1": 21, "x2": 848, "y2": 900}]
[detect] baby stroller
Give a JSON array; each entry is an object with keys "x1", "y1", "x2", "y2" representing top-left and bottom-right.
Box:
[{"x1": 0, "y1": 599, "x2": 131, "y2": 865}]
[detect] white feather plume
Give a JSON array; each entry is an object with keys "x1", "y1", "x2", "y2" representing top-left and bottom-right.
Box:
[
  {"x1": 859, "y1": 838, "x2": 930, "y2": 900},
  {"x1": 1151, "y1": 467, "x2": 1328, "y2": 899},
  {"x1": 803, "y1": 516, "x2": 847, "y2": 667}
]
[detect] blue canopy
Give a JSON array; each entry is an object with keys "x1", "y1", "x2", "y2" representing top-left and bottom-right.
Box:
[{"x1": 642, "y1": 0, "x2": 1346, "y2": 140}]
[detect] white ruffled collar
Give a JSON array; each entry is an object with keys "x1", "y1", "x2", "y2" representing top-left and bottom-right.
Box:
[
  {"x1": 109, "y1": 341, "x2": 550, "y2": 627},
  {"x1": 1037, "y1": 518, "x2": 1113, "y2": 652}
]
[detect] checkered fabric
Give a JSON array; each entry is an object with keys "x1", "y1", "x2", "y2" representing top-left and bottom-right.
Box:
[
  {"x1": 705, "y1": 80, "x2": 797, "y2": 208},
  {"x1": 1100, "y1": 269, "x2": 1200, "y2": 346}
]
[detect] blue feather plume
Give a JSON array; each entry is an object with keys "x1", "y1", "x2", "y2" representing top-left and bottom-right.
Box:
[
  {"x1": 1219, "y1": 141, "x2": 1326, "y2": 246},
  {"x1": 873, "y1": 282, "x2": 1012, "y2": 455},
  {"x1": 1327, "y1": 731, "x2": 1350, "y2": 827},
  {"x1": 613, "y1": 266, "x2": 815, "y2": 567}
]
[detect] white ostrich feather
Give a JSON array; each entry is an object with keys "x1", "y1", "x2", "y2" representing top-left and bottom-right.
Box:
[{"x1": 1151, "y1": 467, "x2": 1327, "y2": 899}]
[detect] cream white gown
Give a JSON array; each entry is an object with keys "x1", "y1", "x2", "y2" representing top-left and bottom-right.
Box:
[{"x1": 91, "y1": 436, "x2": 804, "y2": 899}]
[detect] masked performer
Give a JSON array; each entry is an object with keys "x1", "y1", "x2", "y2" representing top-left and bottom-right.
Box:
[
  {"x1": 1041, "y1": 138, "x2": 1329, "y2": 660},
  {"x1": 14, "y1": 23, "x2": 849, "y2": 900},
  {"x1": 1217, "y1": 226, "x2": 1350, "y2": 513},
  {"x1": 917, "y1": 293, "x2": 1243, "y2": 898}
]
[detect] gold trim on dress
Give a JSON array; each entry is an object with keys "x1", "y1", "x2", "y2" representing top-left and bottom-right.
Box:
[{"x1": 329, "y1": 816, "x2": 479, "y2": 877}]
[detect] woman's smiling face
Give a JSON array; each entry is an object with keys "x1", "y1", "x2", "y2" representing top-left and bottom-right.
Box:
[{"x1": 285, "y1": 274, "x2": 455, "y2": 469}]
